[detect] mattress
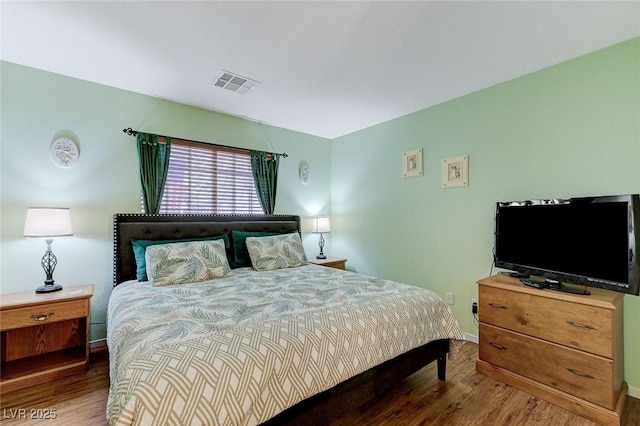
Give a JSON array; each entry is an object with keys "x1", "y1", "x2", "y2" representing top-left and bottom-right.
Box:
[{"x1": 106, "y1": 264, "x2": 465, "y2": 425}]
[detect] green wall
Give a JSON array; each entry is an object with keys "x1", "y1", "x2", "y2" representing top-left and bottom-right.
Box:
[
  {"x1": 331, "y1": 38, "x2": 640, "y2": 390},
  {"x1": 0, "y1": 61, "x2": 332, "y2": 340}
]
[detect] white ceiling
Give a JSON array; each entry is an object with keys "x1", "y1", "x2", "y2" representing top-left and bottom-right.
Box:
[{"x1": 2, "y1": 1, "x2": 639, "y2": 139}]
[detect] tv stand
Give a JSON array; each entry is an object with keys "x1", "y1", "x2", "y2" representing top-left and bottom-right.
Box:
[
  {"x1": 520, "y1": 277, "x2": 590, "y2": 295},
  {"x1": 507, "y1": 272, "x2": 529, "y2": 279},
  {"x1": 477, "y1": 274, "x2": 626, "y2": 426}
]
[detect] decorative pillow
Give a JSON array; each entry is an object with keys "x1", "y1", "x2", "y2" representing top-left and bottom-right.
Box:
[
  {"x1": 145, "y1": 239, "x2": 232, "y2": 287},
  {"x1": 245, "y1": 233, "x2": 309, "y2": 271},
  {"x1": 231, "y1": 230, "x2": 280, "y2": 267},
  {"x1": 132, "y1": 234, "x2": 230, "y2": 281}
]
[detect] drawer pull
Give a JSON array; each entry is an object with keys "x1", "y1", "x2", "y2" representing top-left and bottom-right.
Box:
[
  {"x1": 566, "y1": 320, "x2": 596, "y2": 330},
  {"x1": 488, "y1": 303, "x2": 508, "y2": 309},
  {"x1": 567, "y1": 368, "x2": 595, "y2": 379},
  {"x1": 489, "y1": 341, "x2": 508, "y2": 350},
  {"x1": 30, "y1": 312, "x2": 53, "y2": 321}
]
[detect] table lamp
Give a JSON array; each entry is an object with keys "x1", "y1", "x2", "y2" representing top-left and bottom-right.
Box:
[
  {"x1": 23, "y1": 207, "x2": 73, "y2": 293},
  {"x1": 312, "y1": 216, "x2": 331, "y2": 259}
]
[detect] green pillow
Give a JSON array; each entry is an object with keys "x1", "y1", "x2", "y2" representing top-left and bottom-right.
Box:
[
  {"x1": 132, "y1": 234, "x2": 230, "y2": 281},
  {"x1": 231, "y1": 230, "x2": 280, "y2": 267}
]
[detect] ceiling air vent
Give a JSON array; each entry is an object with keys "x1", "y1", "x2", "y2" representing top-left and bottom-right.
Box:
[{"x1": 213, "y1": 70, "x2": 259, "y2": 94}]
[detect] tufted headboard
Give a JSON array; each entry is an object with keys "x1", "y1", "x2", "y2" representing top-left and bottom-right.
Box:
[{"x1": 113, "y1": 214, "x2": 302, "y2": 285}]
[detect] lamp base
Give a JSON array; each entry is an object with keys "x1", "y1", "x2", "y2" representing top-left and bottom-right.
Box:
[
  {"x1": 35, "y1": 283, "x2": 63, "y2": 294},
  {"x1": 316, "y1": 232, "x2": 327, "y2": 260}
]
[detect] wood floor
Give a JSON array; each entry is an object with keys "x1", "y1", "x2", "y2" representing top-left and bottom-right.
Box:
[{"x1": 1, "y1": 342, "x2": 638, "y2": 425}]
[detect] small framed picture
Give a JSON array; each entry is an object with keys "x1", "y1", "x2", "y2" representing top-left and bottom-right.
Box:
[
  {"x1": 403, "y1": 148, "x2": 423, "y2": 178},
  {"x1": 442, "y1": 155, "x2": 469, "y2": 188}
]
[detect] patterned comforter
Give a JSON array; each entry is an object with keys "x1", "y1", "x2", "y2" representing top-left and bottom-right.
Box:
[{"x1": 107, "y1": 264, "x2": 465, "y2": 425}]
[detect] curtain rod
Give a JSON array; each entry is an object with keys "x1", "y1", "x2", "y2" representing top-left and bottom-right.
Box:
[{"x1": 122, "y1": 127, "x2": 287, "y2": 158}]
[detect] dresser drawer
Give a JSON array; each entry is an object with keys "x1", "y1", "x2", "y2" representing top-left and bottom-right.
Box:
[
  {"x1": 0, "y1": 299, "x2": 89, "y2": 331},
  {"x1": 479, "y1": 323, "x2": 615, "y2": 409},
  {"x1": 479, "y1": 285, "x2": 613, "y2": 358}
]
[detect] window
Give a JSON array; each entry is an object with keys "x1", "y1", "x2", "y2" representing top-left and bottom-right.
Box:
[{"x1": 149, "y1": 139, "x2": 263, "y2": 214}]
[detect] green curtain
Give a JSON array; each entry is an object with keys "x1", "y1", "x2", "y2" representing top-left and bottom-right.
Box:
[
  {"x1": 250, "y1": 150, "x2": 281, "y2": 214},
  {"x1": 136, "y1": 132, "x2": 172, "y2": 214}
]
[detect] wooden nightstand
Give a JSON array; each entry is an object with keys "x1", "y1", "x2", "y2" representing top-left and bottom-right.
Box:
[
  {"x1": 0, "y1": 284, "x2": 94, "y2": 395},
  {"x1": 309, "y1": 256, "x2": 347, "y2": 270}
]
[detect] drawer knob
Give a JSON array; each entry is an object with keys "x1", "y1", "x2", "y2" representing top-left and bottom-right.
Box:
[
  {"x1": 567, "y1": 368, "x2": 595, "y2": 379},
  {"x1": 489, "y1": 341, "x2": 508, "y2": 350},
  {"x1": 31, "y1": 312, "x2": 53, "y2": 321},
  {"x1": 488, "y1": 302, "x2": 508, "y2": 309},
  {"x1": 566, "y1": 320, "x2": 596, "y2": 330}
]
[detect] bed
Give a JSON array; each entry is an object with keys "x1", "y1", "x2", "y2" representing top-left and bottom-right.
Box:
[{"x1": 107, "y1": 214, "x2": 465, "y2": 425}]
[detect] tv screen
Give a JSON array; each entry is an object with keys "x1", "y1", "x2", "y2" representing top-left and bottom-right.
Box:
[{"x1": 494, "y1": 194, "x2": 640, "y2": 295}]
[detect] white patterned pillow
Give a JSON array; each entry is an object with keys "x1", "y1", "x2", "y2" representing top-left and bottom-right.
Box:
[
  {"x1": 246, "y1": 233, "x2": 309, "y2": 271},
  {"x1": 145, "y1": 239, "x2": 233, "y2": 286}
]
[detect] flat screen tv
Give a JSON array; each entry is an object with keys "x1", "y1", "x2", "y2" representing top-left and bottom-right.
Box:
[{"x1": 494, "y1": 194, "x2": 640, "y2": 295}]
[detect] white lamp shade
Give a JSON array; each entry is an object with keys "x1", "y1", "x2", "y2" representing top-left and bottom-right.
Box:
[
  {"x1": 23, "y1": 208, "x2": 74, "y2": 237},
  {"x1": 312, "y1": 216, "x2": 331, "y2": 233}
]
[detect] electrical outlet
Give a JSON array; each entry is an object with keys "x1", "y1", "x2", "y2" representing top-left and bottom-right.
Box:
[
  {"x1": 471, "y1": 298, "x2": 478, "y2": 314},
  {"x1": 445, "y1": 292, "x2": 454, "y2": 305}
]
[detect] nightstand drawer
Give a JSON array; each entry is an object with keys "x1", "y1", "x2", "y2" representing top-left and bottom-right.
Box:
[
  {"x1": 479, "y1": 323, "x2": 615, "y2": 409},
  {"x1": 0, "y1": 299, "x2": 88, "y2": 331},
  {"x1": 479, "y1": 285, "x2": 613, "y2": 358}
]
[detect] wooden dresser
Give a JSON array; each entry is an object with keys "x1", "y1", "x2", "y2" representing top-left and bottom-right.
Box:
[
  {"x1": 476, "y1": 274, "x2": 626, "y2": 426},
  {"x1": 0, "y1": 284, "x2": 94, "y2": 395}
]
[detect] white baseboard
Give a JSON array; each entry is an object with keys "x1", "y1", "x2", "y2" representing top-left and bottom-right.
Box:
[
  {"x1": 90, "y1": 338, "x2": 107, "y2": 349},
  {"x1": 463, "y1": 332, "x2": 478, "y2": 344}
]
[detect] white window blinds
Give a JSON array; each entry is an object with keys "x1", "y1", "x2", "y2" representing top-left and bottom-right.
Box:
[{"x1": 155, "y1": 139, "x2": 263, "y2": 214}]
